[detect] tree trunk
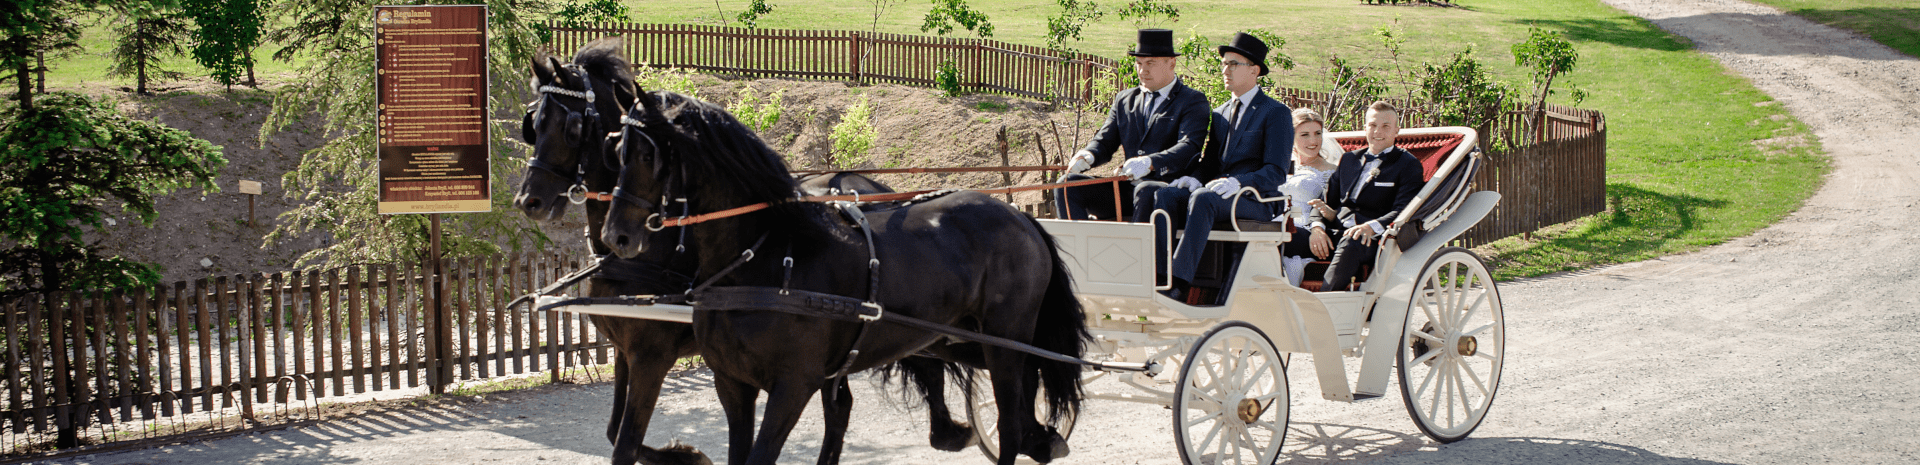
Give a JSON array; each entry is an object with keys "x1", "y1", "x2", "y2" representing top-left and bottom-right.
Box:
[
  {"x1": 35, "y1": 51, "x2": 45, "y2": 94},
  {"x1": 14, "y1": 39, "x2": 31, "y2": 111}
]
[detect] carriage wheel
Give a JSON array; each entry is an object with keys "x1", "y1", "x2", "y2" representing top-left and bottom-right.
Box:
[
  {"x1": 966, "y1": 381, "x2": 1077, "y2": 463},
  {"x1": 1397, "y1": 247, "x2": 1505, "y2": 443},
  {"x1": 1173, "y1": 321, "x2": 1289, "y2": 465}
]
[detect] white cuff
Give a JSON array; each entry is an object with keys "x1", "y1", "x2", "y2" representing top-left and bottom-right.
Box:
[
  {"x1": 1366, "y1": 221, "x2": 1385, "y2": 235},
  {"x1": 1341, "y1": 218, "x2": 1356, "y2": 229}
]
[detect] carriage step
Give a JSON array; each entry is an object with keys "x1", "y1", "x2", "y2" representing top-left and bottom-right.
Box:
[{"x1": 1351, "y1": 392, "x2": 1384, "y2": 402}]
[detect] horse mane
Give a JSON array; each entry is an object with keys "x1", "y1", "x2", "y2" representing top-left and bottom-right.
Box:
[
  {"x1": 570, "y1": 37, "x2": 637, "y2": 108},
  {"x1": 652, "y1": 92, "x2": 845, "y2": 239}
]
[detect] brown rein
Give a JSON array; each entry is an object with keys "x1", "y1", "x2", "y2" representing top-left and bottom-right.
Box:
[{"x1": 652, "y1": 175, "x2": 1127, "y2": 229}]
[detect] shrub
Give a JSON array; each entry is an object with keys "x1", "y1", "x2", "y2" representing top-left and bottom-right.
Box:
[
  {"x1": 829, "y1": 97, "x2": 876, "y2": 169},
  {"x1": 935, "y1": 59, "x2": 964, "y2": 97},
  {"x1": 728, "y1": 87, "x2": 784, "y2": 133}
]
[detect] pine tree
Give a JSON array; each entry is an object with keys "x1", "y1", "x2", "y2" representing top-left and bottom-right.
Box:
[
  {"x1": 108, "y1": 1, "x2": 193, "y2": 95},
  {"x1": 184, "y1": 0, "x2": 263, "y2": 89}
]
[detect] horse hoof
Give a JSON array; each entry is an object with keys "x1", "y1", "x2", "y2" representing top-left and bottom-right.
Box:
[
  {"x1": 928, "y1": 423, "x2": 978, "y2": 452},
  {"x1": 1048, "y1": 433, "x2": 1071, "y2": 460},
  {"x1": 658, "y1": 440, "x2": 714, "y2": 465}
]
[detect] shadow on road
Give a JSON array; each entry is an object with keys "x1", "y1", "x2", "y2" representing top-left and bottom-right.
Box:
[
  {"x1": 1280, "y1": 424, "x2": 1740, "y2": 465},
  {"x1": 1520, "y1": 11, "x2": 1916, "y2": 62}
]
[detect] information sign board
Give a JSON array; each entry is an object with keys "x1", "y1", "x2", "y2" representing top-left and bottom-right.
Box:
[{"x1": 375, "y1": 5, "x2": 490, "y2": 214}]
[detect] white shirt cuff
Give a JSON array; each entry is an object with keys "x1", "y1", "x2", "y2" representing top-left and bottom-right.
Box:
[
  {"x1": 1341, "y1": 218, "x2": 1356, "y2": 229},
  {"x1": 1366, "y1": 220, "x2": 1385, "y2": 235}
]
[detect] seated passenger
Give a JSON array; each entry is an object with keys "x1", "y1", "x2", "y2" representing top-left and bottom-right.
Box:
[
  {"x1": 1277, "y1": 108, "x2": 1341, "y2": 287},
  {"x1": 1054, "y1": 28, "x2": 1209, "y2": 222},
  {"x1": 1162, "y1": 33, "x2": 1293, "y2": 301},
  {"x1": 1314, "y1": 101, "x2": 1424, "y2": 292}
]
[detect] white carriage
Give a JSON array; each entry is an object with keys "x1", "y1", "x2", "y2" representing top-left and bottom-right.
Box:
[{"x1": 967, "y1": 126, "x2": 1506, "y2": 464}]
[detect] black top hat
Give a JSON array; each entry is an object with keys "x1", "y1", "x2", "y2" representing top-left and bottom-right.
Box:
[
  {"x1": 1128, "y1": 29, "x2": 1180, "y2": 57},
  {"x1": 1218, "y1": 32, "x2": 1270, "y2": 76}
]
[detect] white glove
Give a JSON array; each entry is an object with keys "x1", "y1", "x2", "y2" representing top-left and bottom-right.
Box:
[
  {"x1": 1121, "y1": 157, "x2": 1153, "y2": 179},
  {"x1": 1206, "y1": 177, "x2": 1242, "y2": 196},
  {"x1": 1169, "y1": 176, "x2": 1202, "y2": 191},
  {"x1": 1066, "y1": 151, "x2": 1094, "y2": 174}
]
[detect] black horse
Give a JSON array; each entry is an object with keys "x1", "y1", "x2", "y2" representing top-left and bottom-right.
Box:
[
  {"x1": 599, "y1": 90, "x2": 1088, "y2": 465},
  {"x1": 516, "y1": 39, "x2": 979, "y2": 465}
]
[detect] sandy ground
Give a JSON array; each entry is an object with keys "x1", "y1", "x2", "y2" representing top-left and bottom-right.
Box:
[{"x1": 48, "y1": 0, "x2": 1920, "y2": 464}]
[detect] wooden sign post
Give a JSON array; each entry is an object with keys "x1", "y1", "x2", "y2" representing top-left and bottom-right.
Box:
[
  {"x1": 375, "y1": 4, "x2": 488, "y2": 394},
  {"x1": 238, "y1": 180, "x2": 263, "y2": 226}
]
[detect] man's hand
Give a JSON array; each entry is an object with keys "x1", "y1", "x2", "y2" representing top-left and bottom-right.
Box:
[
  {"x1": 1342, "y1": 224, "x2": 1379, "y2": 246},
  {"x1": 1206, "y1": 177, "x2": 1241, "y2": 197},
  {"x1": 1306, "y1": 198, "x2": 1334, "y2": 219},
  {"x1": 1169, "y1": 176, "x2": 1203, "y2": 191},
  {"x1": 1121, "y1": 157, "x2": 1152, "y2": 179},
  {"x1": 1309, "y1": 227, "x2": 1334, "y2": 259},
  {"x1": 1066, "y1": 151, "x2": 1094, "y2": 174}
]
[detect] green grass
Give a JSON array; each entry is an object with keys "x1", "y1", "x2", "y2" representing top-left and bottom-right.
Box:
[
  {"x1": 31, "y1": 0, "x2": 1830, "y2": 279},
  {"x1": 612, "y1": 1, "x2": 1828, "y2": 277},
  {"x1": 40, "y1": 9, "x2": 304, "y2": 92},
  {"x1": 1744, "y1": 0, "x2": 1920, "y2": 58}
]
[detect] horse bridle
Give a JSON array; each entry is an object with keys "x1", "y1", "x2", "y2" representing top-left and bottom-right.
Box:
[
  {"x1": 613, "y1": 105, "x2": 693, "y2": 250},
  {"x1": 522, "y1": 65, "x2": 606, "y2": 204}
]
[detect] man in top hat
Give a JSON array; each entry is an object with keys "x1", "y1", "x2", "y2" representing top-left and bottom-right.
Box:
[
  {"x1": 1054, "y1": 28, "x2": 1210, "y2": 222},
  {"x1": 1161, "y1": 32, "x2": 1293, "y2": 300}
]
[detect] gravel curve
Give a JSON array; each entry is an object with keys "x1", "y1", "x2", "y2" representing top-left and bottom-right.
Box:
[{"x1": 51, "y1": 1, "x2": 1920, "y2": 464}]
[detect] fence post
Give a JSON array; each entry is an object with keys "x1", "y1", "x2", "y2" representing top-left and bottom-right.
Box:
[{"x1": 849, "y1": 31, "x2": 862, "y2": 84}]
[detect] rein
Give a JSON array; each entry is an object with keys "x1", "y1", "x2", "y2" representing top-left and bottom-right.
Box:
[{"x1": 649, "y1": 175, "x2": 1129, "y2": 229}]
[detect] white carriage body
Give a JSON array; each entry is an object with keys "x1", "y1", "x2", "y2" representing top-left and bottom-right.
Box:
[{"x1": 1041, "y1": 126, "x2": 1501, "y2": 406}]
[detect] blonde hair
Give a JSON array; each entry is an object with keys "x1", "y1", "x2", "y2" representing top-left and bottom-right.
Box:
[
  {"x1": 1292, "y1": 108, "x2": 1324, "y2": 127},
  {"x1": 1367, "y1": 100, "x2": 1399, "y2": 115}
]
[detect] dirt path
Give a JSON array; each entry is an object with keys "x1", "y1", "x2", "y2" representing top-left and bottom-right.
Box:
[{"x1": 50, "y1": 1, "x2": 1920, "y2": 464}]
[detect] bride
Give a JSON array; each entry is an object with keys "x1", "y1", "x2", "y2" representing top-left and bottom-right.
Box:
[{"x1": 1277, "y1": 108, "x2": 1342, "y2": 286}]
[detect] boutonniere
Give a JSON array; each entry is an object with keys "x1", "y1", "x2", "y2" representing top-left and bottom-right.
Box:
[{"x1": 1368, "y1": 167, "x2": 1381, "y2": 179}]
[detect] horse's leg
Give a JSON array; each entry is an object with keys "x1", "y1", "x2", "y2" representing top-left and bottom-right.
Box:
[
  {"x1": 983, "y1": 347, "x2": 1036, "y2": 465},
  {"x1": 713, "y1": 373, "x2": 761, "y2": 465},
  {"x1": 608, "y1": 351, "x2": 629, "y2": 444},
  {"x1": 744, "y1": 381, "x2": 824, "y2": 465},
  {"x1": 611, "y1": 347, "x2": 681, "y2": 465},
  {"x1": 901, "y1": 357, "x2": 975, "y2": 451},
  {"x1": 814, "y1": 377, "x2": 852, "y2": 465}
]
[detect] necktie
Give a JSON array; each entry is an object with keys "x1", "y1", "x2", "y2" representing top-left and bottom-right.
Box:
[
  {"x1": 1228, "y1": 99, "x2": 1242, "y2": 129},
  {"x1": 1143, "y1": 91, "x2": 1160, "y2": 118}
]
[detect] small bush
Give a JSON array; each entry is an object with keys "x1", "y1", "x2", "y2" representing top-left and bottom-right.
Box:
[
  {"x1": 631, "y1": 62, "x2": 701, "y2": 98},
  {"x1": 727, "y1": 87, "x2": 784, "y2": 133},
  {"x1": 829, "y1": 97, "x2": 876, "y2": 169},
  {"x1": 934, "y1": 59, "x2": 964, "y2": 97}
]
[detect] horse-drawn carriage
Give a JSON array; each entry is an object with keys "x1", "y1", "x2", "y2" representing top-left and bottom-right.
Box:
[{"x1": 518, "y1": 39, "x2": 1504, "y2": 465}]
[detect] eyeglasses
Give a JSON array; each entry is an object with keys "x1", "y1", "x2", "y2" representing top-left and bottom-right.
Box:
[{"x1": 1221, "y1": 60, "x2": 1255, "y2": 69}]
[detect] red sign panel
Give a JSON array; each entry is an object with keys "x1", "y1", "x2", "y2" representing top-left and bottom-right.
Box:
[{"x1": 375, "y1": 5, "x2": 490, "y2": 214}]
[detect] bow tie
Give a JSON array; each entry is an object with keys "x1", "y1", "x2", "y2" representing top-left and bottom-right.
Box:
[{"x1": 1364, "y1": 153, "x2": 1379, "y2": 164}]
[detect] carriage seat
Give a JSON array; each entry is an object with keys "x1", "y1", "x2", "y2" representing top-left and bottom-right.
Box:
[{"x1": 1294, "y1": 132, "x2": 1467, "y2": 292}]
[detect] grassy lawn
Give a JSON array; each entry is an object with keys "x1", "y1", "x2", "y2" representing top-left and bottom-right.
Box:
[
  {"x1": 609, "y1": 0, "x2": 1829, "y2": 277},
  {"x1": 33, "y1": 0, "x2": 1829, "y2": 279},
  {"x1": 1745, "y1": 0, "x2": 1920, "y2": 58},
  {"x1": 42, "y1": 10, "x2": 302, "y2": 91}
]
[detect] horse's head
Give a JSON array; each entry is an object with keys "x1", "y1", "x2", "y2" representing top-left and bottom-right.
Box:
[
  {"x1": 515, "y1": 51, "x2": 616, "y2": 221},
  {"x1": 602, "y1": 95, "x2": 674, "y2": 259}
]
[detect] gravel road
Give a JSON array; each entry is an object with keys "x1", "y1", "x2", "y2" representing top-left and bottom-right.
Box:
[{"x1": 50, "y1": 1, "x2": 1920, "y2": 464}]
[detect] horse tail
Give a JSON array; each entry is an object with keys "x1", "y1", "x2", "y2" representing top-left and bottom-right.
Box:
[{"x1": 1025, "y1": 215, "x2": 1089, "y2": 428}]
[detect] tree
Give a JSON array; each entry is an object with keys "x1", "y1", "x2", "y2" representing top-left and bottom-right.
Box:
[
  {"x1": 920, "y1": 0, "x2": 992, "y2": 38},
  {"x1": 1, "y1": 0, "x2": 92, "y2": 110},
  {"x1": 1043, "y1": 0, "x2": 1103, "y2": 52},
  {"x1": 0, "y1": 91, "x2": 225, "y2": 448},
  {"x1": 1512, "y1": 26, "x2": 1583, "y2": 137},
  {"x1": 1416, "y1": 45, "x2": 1515, "y2": 142},
  {"x1": 184, "y1": 0, "x2": 264, "y2": 89},
  {"x1": 260, "y1": 0, "x2": 558, "y2": 267},
  {"x1": 107, "y1": 1, "x2": 193, "y2": 95},
  {"x1": 554, "y1": 0, "x2": 630, "y2": 28}
]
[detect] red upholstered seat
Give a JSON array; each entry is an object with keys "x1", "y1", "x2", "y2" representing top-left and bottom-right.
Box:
[{"x1": 1333, "y1": 132, "x2": 1465, "y2": 182}]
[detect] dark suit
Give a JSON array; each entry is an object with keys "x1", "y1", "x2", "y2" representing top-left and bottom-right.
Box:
[
  {"x1": 1317, "y1": 146, "x2": 1424, "y2": 291},
  {"x1": 1165, "y1": 89, "x2": 1292, "y2": 283},
  {"x1": 1056, "y1": 79, "x2": 1210, "y2": 221}
]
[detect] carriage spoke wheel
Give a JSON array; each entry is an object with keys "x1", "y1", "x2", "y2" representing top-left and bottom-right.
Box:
[
  {"x1": 1173, "y1": 321, "x2": 1288, "y2": 465},
  {"x1": 1398, "y1": 247, "x2": 1505, "y2": 443},
  {"x1": 967, "y1": 382, "x2": 1076, "y2": 464}
]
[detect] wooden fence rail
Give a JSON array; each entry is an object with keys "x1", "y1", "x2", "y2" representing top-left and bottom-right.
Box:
[{"x1": 0, "y1": 252, "x2": 604, "y2": 444}]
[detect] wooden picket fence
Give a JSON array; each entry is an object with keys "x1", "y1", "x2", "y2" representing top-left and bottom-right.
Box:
[
  {"x1": 0, "y1": 252, "x2": 609, "y2": 457},
  {"x1": 551, "y1": 22, "x2": 1123, "y2": 102}
]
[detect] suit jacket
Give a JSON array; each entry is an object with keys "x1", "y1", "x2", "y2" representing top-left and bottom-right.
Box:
[
  {"x1": 1317, "y1": 146, "x2": 1425, "y2": 232},
  {"x1": 1081, "y1": 79, "x2": 1210, "y2": 183},
  {"x1": 1190, "y1": 89, "x2": 1293, "y2": 195}
]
